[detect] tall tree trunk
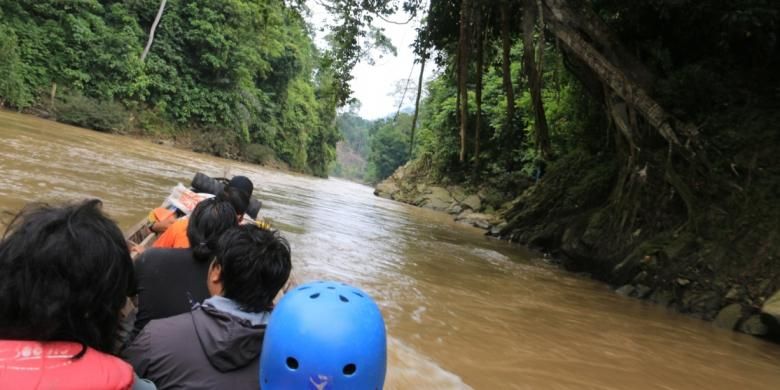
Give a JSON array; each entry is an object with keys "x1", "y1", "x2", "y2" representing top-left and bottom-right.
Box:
[
  {"x1": 541, "y1": 0, "x2": 707, "y2": 225},
  {"x1": 474, "y1": 21, "x2": 484, "y2": 163},
  {"x1": 409, "y1": 57, "x2": 426, "y2": 157},
  {"x1": 522, "y1": 0, "x2": 552, "y2": 160},
  {"x1": 49, "y1": 82, "x2": 57, "y2": 112},
  {"x1": 535, "y1": 0, "x2": 546, "y2": 89},
  {"x1": 544, "y1": 0, "x2": 655, "y2": 89},
  {"x1": 141, "y1": 0, "x2": 168, "y2": 62},
  {"x1": 394, "y1": 64, "x2": 416, "y2": 122},
  {"x1": 457, "y1": 0, "x2": 470, "y2": 162},
  {"x1": 541, "y1": 0, "x2": 700, "y2": 153},
  {"x1": 500, "y1": 0, "x2": 517, "y2": 141}
]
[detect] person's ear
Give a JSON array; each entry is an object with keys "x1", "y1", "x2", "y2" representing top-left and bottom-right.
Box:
[
  {"x1": 209, "y1": 261, "x2": 223, "y2": 284},
  {"x1": 207, "y1": 259, "x2": 224, "y2": 296}
]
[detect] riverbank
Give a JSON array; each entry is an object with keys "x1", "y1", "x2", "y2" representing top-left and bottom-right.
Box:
[
  {"x1": 374, "y1": 159, "x2": 517, "y2": 233},
  {"x1": 375, "y1": 116, "x2": 780, "y2": 341},
  {"x1": 11, "y1": 105, "x2": 292, "y2": 172},
  {"x1": 125, "y1": 128, "x2": 292, "y2": 173}
]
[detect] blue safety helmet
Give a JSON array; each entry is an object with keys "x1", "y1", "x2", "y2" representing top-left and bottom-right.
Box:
[{"x1": 259, "y1": 281, "x2": 387, "y2": 389}]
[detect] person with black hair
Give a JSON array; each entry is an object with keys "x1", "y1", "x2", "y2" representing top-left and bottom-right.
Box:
[
  {"x1": 130, "y1": 197, "x2": 238, "y2": 339},
  {"x1": 152, "y1": 175, "x2": 255, "y2": 249},
  {"x1": 219, "y1": 185, "x2": 252, "y2": 216},
  {"x1": 0, "y1": 200, "x2": 148, "y2": 389},
  {"x1": 123, "y1": 224, "x2": 292, "y2": 389}
]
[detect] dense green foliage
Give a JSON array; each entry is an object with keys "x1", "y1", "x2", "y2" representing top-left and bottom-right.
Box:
[
  {"x1": 414, "y1": 53, "x2": 586, "y2": 181},
  {"x1": 408, "y1": 0, "x2": 779, "y2": 179},
  {"x1": 337, "y1": 0, "x2": 780, "y2": 322},
  {"x1": 55, "y1": 93, "x2": 130, "y2": 132},
  {"x1": 0, "y1": 0, "x2": 342, "y2": 177},
  {"x1": 0, "y1": 24, "x2": 33, "y2": 108}
]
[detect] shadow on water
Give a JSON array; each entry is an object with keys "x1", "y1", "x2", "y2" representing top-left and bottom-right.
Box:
[{"x1": 2, "y1": 111, "x2": 780, "y2": 389}]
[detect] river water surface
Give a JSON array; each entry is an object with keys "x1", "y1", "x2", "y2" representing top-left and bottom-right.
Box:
[{"x1": 2, "y1": 110, "x2": 779, "y2": 389}]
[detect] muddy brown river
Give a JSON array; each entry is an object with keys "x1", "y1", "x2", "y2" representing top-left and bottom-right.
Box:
[{"x1": 2, "y1": 110, "x2": 779, "y2": 389}]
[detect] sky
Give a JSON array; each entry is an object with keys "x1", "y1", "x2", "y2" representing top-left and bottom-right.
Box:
[{"x1": 305, "y1": 1, "x2": 437, "y2": 120}]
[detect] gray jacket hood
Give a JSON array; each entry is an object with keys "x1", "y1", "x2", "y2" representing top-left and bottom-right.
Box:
[{"x1": 191, "y1": 304, "x2": 265, "y2": 372}]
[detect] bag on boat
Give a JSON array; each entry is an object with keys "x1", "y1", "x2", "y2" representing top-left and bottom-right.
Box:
[
  {"x1": 165, "y1": 183, "x2": 214, "y2": 215},
  {"x1": 191, "y1": 172, "x2": 262, "y2": 219}
]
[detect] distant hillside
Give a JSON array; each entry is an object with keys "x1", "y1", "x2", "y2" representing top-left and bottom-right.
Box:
[{"x1": 330, "y1": 111, "x2": 414, "y2": 184}]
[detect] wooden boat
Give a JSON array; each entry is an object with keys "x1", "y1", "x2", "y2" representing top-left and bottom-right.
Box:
[
  {"x1": 124, "y1": 195, "x2": 178, "y2": 258},
  {"x1": 125, "y1": 216, "x2": 157, "y2": 259},
  {"x1": 123, "y1": 173, "x2": 231, "y2": 257},
  {"x1": 123, "y1": 173, "x2": 264, "y2": 257}
]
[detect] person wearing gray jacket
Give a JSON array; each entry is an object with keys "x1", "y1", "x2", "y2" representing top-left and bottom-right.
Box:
[{"x1": 122, "y1": 225, "x2": 292, "y2": 390}]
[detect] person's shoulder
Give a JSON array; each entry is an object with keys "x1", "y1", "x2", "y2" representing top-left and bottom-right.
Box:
[
  {"x1": 134, "y1": 312, "x2": 198, "y2": 359},
  {"x1": 144, "y1": 311, "x2": 197, "y2": 341},
  {"x1": 0, "y1": 341, "x2": 133, "y2": 389},
  {"x1": 139, "y1": 247, "x2": 191, "y2": 262},
  {"x1": 135, "y1": 248, "x2": 191, "y2": 279},
  {"x1": 64, "y1": 346, "x2": 135, "y2": 389},
  {"x1": 170, "y1": 218, "x2": 189, "y2": 230},
  {"x1": 40, "y1": 342, "x2": 135, "y2": 389},
  {"x1": 152, "y1": 218, "x2": 189, "y2": 248},
  {"x1": 148, "y1": 311, "x2": 193, "y2": 328}
]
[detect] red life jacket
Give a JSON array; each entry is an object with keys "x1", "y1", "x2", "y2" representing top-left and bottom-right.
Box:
[{"x1": 0, "y1": 340, "x2": 133, "y2": 390}]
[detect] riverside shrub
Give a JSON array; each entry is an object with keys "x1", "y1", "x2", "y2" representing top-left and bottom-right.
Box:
[{"x1": 55, "y1": 94, "x2": 129, "y2": 133}]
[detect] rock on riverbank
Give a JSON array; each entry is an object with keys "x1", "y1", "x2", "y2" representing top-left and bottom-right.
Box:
[{"x1": 374, "y1": 162, "x2": 515, "y2": 231}]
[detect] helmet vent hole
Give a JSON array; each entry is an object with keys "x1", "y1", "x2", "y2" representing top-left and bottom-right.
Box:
[
  {"x1": 327, "y1": 286, "x2": 335, "y2": 290},
  {"x1": 353, "y1": 291, "x2": 364, "y2": 298},
  {"x1": 343, "y1": 363, "x2": 357, "y2": 376},
  {"x1": 286, "y1": 357, "x2": 299, "y2": 370},
  {"x1": 297, "y1": 286, "x2": 310, "y2": 291},
  {"x1": 309, "y1": 293, "x2": 320, "y2": 299},
  {"x1": 339, "y1": 295, "x2": 349, "y2": 303}
]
